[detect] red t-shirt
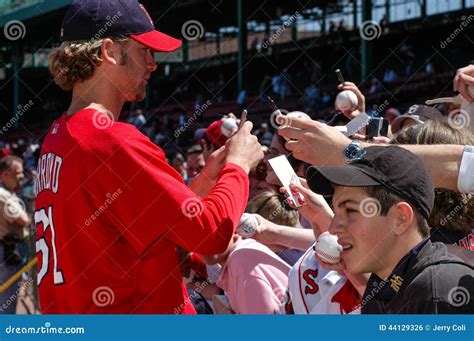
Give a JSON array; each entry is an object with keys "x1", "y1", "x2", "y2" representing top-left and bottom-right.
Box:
[{"x1": 35, "y1": 109, "x2": 248, "y2": 314}]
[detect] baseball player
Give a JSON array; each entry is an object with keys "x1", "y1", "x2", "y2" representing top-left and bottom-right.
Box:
[{"x1": 35, "y1": 0, "x2": 263, "y2": 314}]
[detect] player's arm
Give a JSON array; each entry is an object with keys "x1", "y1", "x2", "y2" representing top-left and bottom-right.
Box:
[{"x1": 86, "y1": 123, "x2": 262, "y2": 256}]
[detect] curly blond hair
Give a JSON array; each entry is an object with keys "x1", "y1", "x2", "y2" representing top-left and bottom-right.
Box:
[{"x1": 48, "y1": 36, "x2": 128, "y2": 90}]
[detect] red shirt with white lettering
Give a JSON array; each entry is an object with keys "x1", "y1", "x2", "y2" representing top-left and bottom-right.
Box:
[{"x1": 35, "y1": 109, "x2": 249, "y2": 314}]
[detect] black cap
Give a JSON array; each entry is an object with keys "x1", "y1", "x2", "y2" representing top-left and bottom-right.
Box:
[
  {"x1": 60, "y1": 1, "x2": 181, "y2": 52},
  {"x1": 306, "y1": 145, "x2": 434, "y2": 219}
]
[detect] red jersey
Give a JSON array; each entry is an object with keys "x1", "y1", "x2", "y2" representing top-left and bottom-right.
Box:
[{"x1": 35, "y1": 109, "x2": 249, "y2": 314}]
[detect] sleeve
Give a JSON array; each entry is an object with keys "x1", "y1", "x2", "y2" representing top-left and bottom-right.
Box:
[
  {"x1": 457, "y1": 145, "x2": 474, "y2": 193},
  {"x1": 404, "y1": 264, "x2": 474, "y2": 314},
  {"x1": 84, "y1": 126, "x2": 249, "y2": 256}
]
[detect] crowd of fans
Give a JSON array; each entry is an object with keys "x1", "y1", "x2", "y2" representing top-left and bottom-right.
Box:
[{"x1": 135, "y1": 65, "x2": 473, "y2": 314}]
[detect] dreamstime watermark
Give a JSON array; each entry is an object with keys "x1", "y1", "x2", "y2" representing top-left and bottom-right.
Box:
[
  {"x1": 269, "y1": 108, "x2": 290, "y2": 130},
  {"x1": 3, "y1": 197, "x2": 27, "y2": 220},
  {"x1": 92, "y1": 110, "x2": 114, "y2": 129},
  {"x1": 0, "y1": 190, "x2": 27, "y2": 220},
  {"x1": 4, "y1": 20, "x2": 26, "y2": 41},
  {"x1": 181, "y1": 197, "x2": 204, "y2": 218},
  {"x1": 174, "y1": 100, "x2": 212, "y2": 138},
  {"x1": 357, "y1": 279, "x2": 387, "y2": 311},
  {"x1": 92, "y1": 286, "x2": 115, "y2": 307},
  {"x1": 262, "y1": 11, "x2": 300, "y2": 49},
  {"x1": 372, "y1": 99, "x2": 390, "y2": 116},
  {"x1": 359, "y1": 197, "x2": 381, "y2": 218},
  {"x1": 447, "y1": 286, "x2": 470, "y2": 307},
  {"x1": 84, "y1": 188, "x2": 123, "y2": 227},
  {"x1": 439, "y1": 193, "x2": 473, "y2": 227},
  {"x1": 359, "y1": 20, "x2": 381, "y2": 41},
  {"x1": 181, "y1": 20, "x2": 204, "y2": 41},
  {"x1": 440, "y1": 15, "x2": 474, "y2": 49},
  {"x1": 174, "y1": 278, "x2": 210, "y2": 314},
  {"x1": 0, "y1": 277, "x2": 34, "y2": 313},
  {"x1": 0, "y1": 100, "x2": 34, "y2": 135},
  {"x1": 89, "y1": 11, "x2": 123, "y2": 43},
  {"x1": 447, "y1": 109, "x2": 471, "y2": 130},
  {"x1": 5, "y1": 322, "x2": 85, "y2": 335}
]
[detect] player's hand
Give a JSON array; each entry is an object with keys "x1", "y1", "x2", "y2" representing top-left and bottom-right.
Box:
[
  {"x1": 337, "y1": 81, "x2": 366, "y2": 115},
  {"x1": 277, "y1": 118, "x2": 350, "y2": 165},
  {"x1": 225, "y1": 121, "x2": 264, "y2": 173},
  {"x1": 279, "y1": 179, "x2": 334, "y2": 233},
  {"x1": 454, "y1": 64, "x2": 474, "y2": 102}
]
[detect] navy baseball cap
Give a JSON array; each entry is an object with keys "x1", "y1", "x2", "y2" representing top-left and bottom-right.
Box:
[
  {"x1": 306, "y1": 145, "x2": 434, "y2": 219},
  {"x1": 60, "y1": 0, "x2": 182, "y2": 52}
]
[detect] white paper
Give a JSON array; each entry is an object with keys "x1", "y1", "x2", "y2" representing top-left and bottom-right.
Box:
[
  {"x1": 343, "y1": 112, "x2": 370, "y2": 136},
  {"x1": 268, "y1": 155, "x2": 302, "y2": 207}
]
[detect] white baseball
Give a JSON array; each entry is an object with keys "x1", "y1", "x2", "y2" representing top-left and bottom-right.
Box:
[
  {"x1": 335, "y1": 90, "x2": 358, "y2": 112},
  {"x1": 278, "y1": 111, "x2": 312, "y2": 141},
  {"x1": 236, "y1": 213, "x2": 258, "y2": 238},
  {"x1": 315, "y1": 232, "x2": 343, "y2": 264},
  {"x1": 286, "y1": 111, "x2": 311, "y2": 121},
  {"x1": 221, "y1": 118, "x2": 238, "y2": 137}
]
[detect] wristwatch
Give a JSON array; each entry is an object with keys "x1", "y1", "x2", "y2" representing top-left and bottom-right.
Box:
[{"x1": 343, "y1": 140, "x2": 366, "y2": 163}]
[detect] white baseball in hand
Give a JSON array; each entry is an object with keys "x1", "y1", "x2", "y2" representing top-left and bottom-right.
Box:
[
  {"x1": 287, "y1": 111, "x2": 311, "y2": 121},
  {"x1": 221, "y1": 118, "x2": 238, "y2": 137},
  {"x1": 236, "y1": 213, "x2": 259, "y2": 238},
  {"x1": 315, "y1": 232, "x2": 343, "y2": 264},
  {"x1": 335, "y1": 90, "x2": 358, "y2": 112}
]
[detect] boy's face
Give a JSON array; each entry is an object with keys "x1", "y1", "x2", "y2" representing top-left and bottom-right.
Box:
[{"x1": 329, "y1": 186, "x2": 399, "y2": 278}]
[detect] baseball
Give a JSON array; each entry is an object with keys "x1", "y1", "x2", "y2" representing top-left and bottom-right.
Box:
[
  {"x1": 335, "y1": 90, "x2": 358, "y2": 112},
  {"x1": 315, "y1": 232, "x2": 343, "y2": 264},
  {"x1": 278, "y1": 111, "x2": 312, "y2": 141},
  {"x1": 287, "y1": 111, "x2": 311, "y2": 121},
  {"x1": 221, "y1": 118, "x2": 238, "y2": 137},
  {"x1": 236, "y1": 213, "x2": 259, "y2": 238}
]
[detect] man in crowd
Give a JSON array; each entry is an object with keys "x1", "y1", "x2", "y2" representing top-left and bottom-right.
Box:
[{"x1": 0, "y1": 156, "x2": 30, "y2": 314}]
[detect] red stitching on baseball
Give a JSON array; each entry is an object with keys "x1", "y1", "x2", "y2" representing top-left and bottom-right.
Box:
[{"x1": 316, "y1": 249, "x2": 340, "y2": 262}]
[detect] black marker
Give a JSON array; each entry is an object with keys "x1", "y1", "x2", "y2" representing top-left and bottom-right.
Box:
[{"x1": 335, "y1": 69, "x2": 345, "y2": 84}]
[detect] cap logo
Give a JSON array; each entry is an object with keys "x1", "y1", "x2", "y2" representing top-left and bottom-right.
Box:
[
  {"x1": 139, "y1": 4, "x2": 154, "y2": 26},
  {"x1": 407, "y1": 105, "x2": 418, "y2": 114}
]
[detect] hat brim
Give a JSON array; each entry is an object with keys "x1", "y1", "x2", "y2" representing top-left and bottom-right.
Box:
[
  {"x1": 391, "y1": 115, "x2": 424, "y2": 134},
  {"x1": 306, "y1": 165, "x2": 381, "y2": 196},
  {"x1": 130, "y1": 30, "x2": 182, "y2": 52}
]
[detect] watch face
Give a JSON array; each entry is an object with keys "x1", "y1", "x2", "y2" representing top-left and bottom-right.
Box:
[
  {"x1": 345, "y1": 144, "x2": 366, "y2": 161},
  {"x1": 345, "y1": 145, "x2": 357, "y2": 159}
]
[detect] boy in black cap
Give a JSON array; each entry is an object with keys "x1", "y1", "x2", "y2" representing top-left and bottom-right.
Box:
[{"x1": 306, "y1": 145, "x2": 473, "y2": 313}]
